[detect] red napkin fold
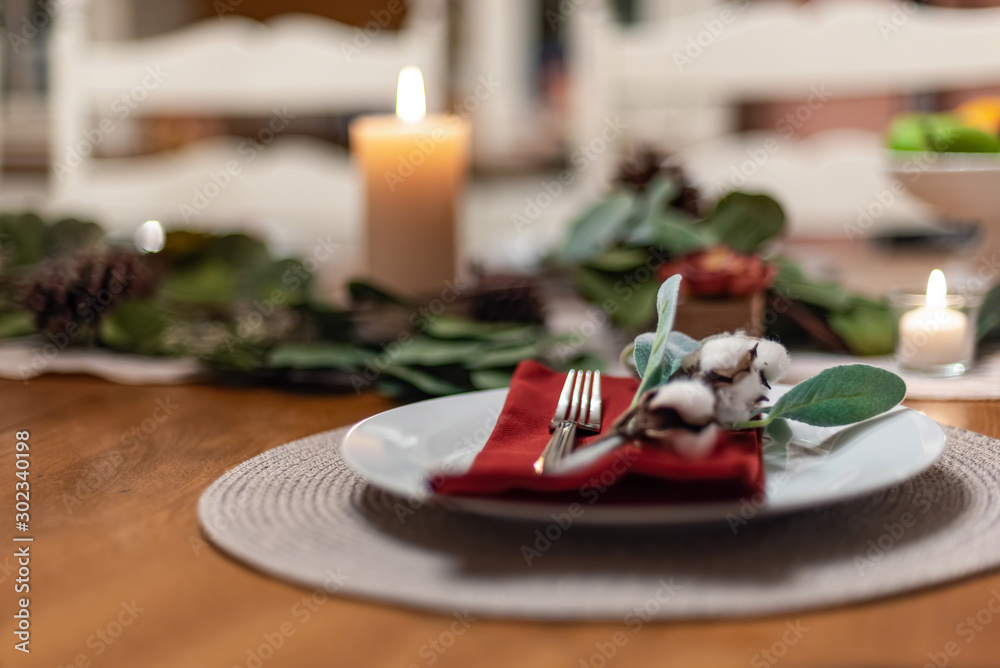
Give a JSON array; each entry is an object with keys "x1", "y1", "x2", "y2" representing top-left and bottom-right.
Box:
[{"x1": 432, "y1": 361, "x2": 764, "y2": 504}]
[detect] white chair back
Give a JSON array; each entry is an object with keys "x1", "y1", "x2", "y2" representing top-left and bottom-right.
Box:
[
  {"x1": 49, "y1": 0, "x2": 447, "y2": 248},
  {"x1": 569, "y1": 0, "x2": 1000, "y2": 235}
]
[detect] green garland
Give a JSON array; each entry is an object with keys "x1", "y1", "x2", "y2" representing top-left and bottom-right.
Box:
[
  {"x1": 554, "y1": 173, "x2": 998, "y2": 355},
  {"x1": 0, "y1": 212, "x2": 580, "y2": 401}
]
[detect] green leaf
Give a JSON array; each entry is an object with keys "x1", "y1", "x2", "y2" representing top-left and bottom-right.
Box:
[
  {"x1": 558, "y1": 194, "x2": 636, "y2": 263},
  {"x1": 391, "y1": 338, "x2": 487, "y2": 366},
  {"x1": 633, "y1": 332, "x2": 655, "y2": 377},
  {"x1": 625, "y1": 179, "x2": 707, "y2": 252},
  {"x1": 348, "y1": 280, "x2": 408, "y2": 306},
  {"x1": 626, "y1": 213, "x2": 709, "y2": 254},
  {"x1": 767, "y1": 364, "x2": 906, "y2": 427},
  {"x1": 828, "y1": 299, "x2": 896, "y2": 356},
  {"x1": 469, "y1": 368, "x2": 514, "y2": 390},
  {"x1": 207, "y1": 233, "x2": 271, "y2": 270},
  {"x1": 266, "y1": 343, "x2": 366, "y2": 371},
  {"x1": 0, "y1": 311, "x2": 36, "y2": 338},
  {"x1": 0, "y1": 212, "x2": 49, "y2": 268},
  {"x1": 422, "y1": 316, "x2": 538, "y2": 344},
  {"x1": 201, "y1": 336, "x2": 265, "y2": 371},
  {"x1": 772, "y1": 258, "x2": 853, "y2": 312},
  {"x1": 633, "y1": 330, "x2": 699, "y2": 380},
  {"x1": 978, "y1": 281, "x2": 1000, "y2": 340},
  {"x1": 634, "y1": 275, "x2": 683, "y2": 401},
  {"x1": 380, "y1": 365, "x2": 468, "y2": 397},
  {"x1": 98, "y1": 301, "x2": 172, "y2": 355},
  {"x1": 586, "y1": 248, "x2": 650, "y2": 272},
  {"x1": 573, "y1": 267, "x2": 659, "y2": 331},
  {"x1": 161, "y1": 259, "x2": 237, "y2": 304},
  {"x1": 466, "y1": 341, "x2": 544, "y2": 368},
  {"x1": 702, "y1": 192, "x2": 785, "y2": 254},
  {"x1": 245, "y1": 258, "x2": 310, "y2": 304}
]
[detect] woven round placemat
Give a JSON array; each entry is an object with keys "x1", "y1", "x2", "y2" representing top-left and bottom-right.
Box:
[{"x1": 198, "y1": 425, "x2": 1000, "y2": 620}]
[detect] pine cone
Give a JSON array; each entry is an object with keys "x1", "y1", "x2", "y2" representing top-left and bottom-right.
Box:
[
  {"x1": 16, "y1": 249, "x2": 159, "y2": 336},
  {"x1": 668, "y1": 168, "x2": 703, "y2": 218},
  {"x1": 614, "y1": 147, "x2": 703, "y2": 217},
  {"x1": 470, "y1": 275, "x2": 545, "y2": 325}
]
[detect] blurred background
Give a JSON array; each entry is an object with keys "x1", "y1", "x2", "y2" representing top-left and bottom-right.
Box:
[{"x1": 3, "y1": 0, "x2": 1000, "y2": 276}]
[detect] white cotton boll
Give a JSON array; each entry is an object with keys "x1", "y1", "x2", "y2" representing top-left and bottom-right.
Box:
[
  {"x1": 753, "y1": 339, "x2": 790, "y2": 383},
  {"x1": 713, "y1": 371, "x2": 767, "y2": 424},
  {"x1": 697, "y1": 335, "x2": 755, "y2": 373},
  {"x1": 672, "y1": 424, "x2": 722, "y2": 459},
  {"x1": 648, "y1": 379, "x2": 716, "y2": 426},
  {"x1": 680, "y1": 348, "x2": 701, "y2": 374}
]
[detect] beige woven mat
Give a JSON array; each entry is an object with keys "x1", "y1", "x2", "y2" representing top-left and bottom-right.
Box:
[{"x1": 198, "y1": 425, "x2": 1000, "y2": 620}]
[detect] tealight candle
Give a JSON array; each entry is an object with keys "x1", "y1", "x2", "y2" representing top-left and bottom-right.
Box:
[
  {"x1": 893, "y1": 269, "x2": 978, "y2": 377},
  {"x1": 350, "y1": 67, "x2": 470, "y2": 297}
]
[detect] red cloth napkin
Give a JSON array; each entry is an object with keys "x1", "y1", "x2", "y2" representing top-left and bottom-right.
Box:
[{"x1": 432, "y1": 361, "x2": 763, "y2": 504}]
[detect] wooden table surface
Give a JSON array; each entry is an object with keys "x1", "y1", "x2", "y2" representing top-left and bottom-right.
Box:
[
  {"x1": 3, "y1": 241, "x2": 1000, "y2": 667},
  {"x1": 1, "y1": 375, "x2": 999, "y2": 668}
]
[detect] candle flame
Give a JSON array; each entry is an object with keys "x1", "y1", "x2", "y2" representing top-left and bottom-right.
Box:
[
  {"x1": 926, "y1": 269, "x2": 948, "y2": 309},
  {"x1": 396, "y1": 66, "x2": 426, "y2": 124}
]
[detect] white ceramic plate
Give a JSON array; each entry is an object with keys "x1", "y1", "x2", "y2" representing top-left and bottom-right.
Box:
[{"x1": 341, "y1": 386, "x2": 947, "y2": 525}]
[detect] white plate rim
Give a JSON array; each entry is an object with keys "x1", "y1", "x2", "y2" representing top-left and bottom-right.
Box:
[{"x1": 341, "y1": 388, "x2": 947, "y2": 525}]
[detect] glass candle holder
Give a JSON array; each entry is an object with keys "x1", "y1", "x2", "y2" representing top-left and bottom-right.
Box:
[{"x1": 889, "y1": 289, "x2": 982, "y2": 378}]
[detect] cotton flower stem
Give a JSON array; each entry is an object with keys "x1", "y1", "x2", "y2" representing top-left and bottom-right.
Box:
[{"x1": 730, "y1": 417, "x2": 771, "y2": 430}]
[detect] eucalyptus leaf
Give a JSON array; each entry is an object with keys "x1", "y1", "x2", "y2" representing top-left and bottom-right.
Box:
[
  {"x1": 828, "y1": 300, "x2": 896, "y2": 356},
  {"x1": 573, "y1": 267, "x2": 660, "y2": 331},
  {"x1": 772, "y1": 258, "x2": 853, "y2": 312},
  {"x1": 246, "y1": 258, "x2": 310, "y2": 304},
  {"x1": 207, "y1": 233, "x2": 271, "y2": 270},
  {"x1": 98, "y1": 300, "x2": 172, "y2": 355},
  {"x1": 202, "y1": 336, "x2": 266, "y2": 371},
  {"x1": 626, "y1": 213, "x2": 709, "y2": 254},
  {"x1": 466, "y1": 341, "x2": 544, "y2": 368},
  {"x1": 423, "y1": 316, "x2": 537, "y2": 343},
  {"x1": 380, "y1": 365, "x2": 468, "y2": 397},
  {"x1": 391, "y1": 338, "x2": 487, "y2": 366},
  {"x1": 559, "y1": 194, "x2": 636, "y2": 263},
  {"x1": 773, "y1": 279, "x2": 853, "y2": 312},
  {"x1": 762, "y1": 417, "x2": 795, "y2": 460},
  {"x1": 623, "y1": 178, "x2": 707, "y2": 252},
  {"x1": 703, "y1": 192, "x2": 785, "y2": 254},
  {"x1": 977, "y1": 281, "x2": 1000, "y2": 340},
  {"x1": 586, "y1": 248, "x2": 651, "y2": 272},
  {"x1": 0, "y1": 212, "x2": 49, "y2": 269},
  {"x1": 469, "y1": 368, "x2": 515, "y2": 390},
  {"x1": 766, "y1": 364, "x2": 905, "y2": 427},
  {"x1": 348, "y1": 280, "x2": 408, "y2": 306},
  {"x1": 161, "y1": 259, "x2": 238, "y2": 304},
  {"x1": 266, "y1": 343, "x2": 366, "y2": 371},
  {"x1": 642, "y1": 177, "x2": 680, "y2": 214},
  {"x1": 0, "y1": 311, "x2": 36, "y2": 338}
]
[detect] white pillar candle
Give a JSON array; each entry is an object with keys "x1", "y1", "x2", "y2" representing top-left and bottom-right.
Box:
[
  {"x1": 897, "y1": 269, "x2": 971, "y2": 367},
  {"x1": 350, "y1": 67, "x2": 470, "y2": 297}
]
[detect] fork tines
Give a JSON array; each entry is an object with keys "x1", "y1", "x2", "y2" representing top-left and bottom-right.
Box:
[{"x1": 549, "y1": 370, "x2": 602, "y2": 433}]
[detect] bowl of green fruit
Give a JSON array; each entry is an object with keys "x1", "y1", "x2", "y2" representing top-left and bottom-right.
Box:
[{"x1": 887, "y1": 97, "x2": 1000, "y2": 260}]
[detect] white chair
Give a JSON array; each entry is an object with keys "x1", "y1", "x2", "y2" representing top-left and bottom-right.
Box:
[
  {"x1": 48, "y1": 0, "x2": 447, "y2": 250},
  {"x1": 568, "y1": 0, "x2": 1000, "y2": 235}
]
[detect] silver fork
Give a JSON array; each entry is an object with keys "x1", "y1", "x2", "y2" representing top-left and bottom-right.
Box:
[{"x1": 533, "y1": 370, "x2": 602, "y2": 475}]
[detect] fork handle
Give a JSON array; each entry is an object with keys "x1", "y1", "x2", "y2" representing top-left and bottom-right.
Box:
[{"x1": 533, "y1": 420, "x2": 578, "y2": 475}]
